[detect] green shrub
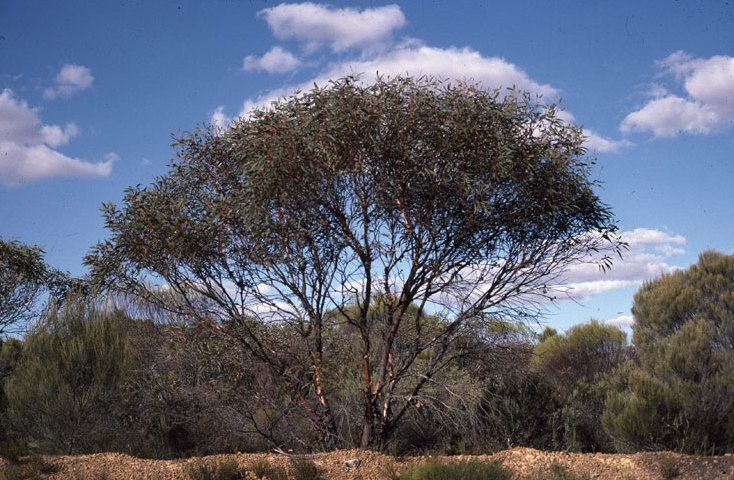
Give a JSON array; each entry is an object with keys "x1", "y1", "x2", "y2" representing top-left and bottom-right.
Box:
[
  {"x1": 0, "y1": 454, "x2": 58, "y2": 480},
  {"x1": 290, "y1": 458, "x2": 320, "y2": 480},
  {"x1": 184, "y1": 458, "x2": 243, "y2": 480},
  {"x1": 658, "y1": 457, "x2": 680, "y2": 480},
  {"x1": 603, "y1": 252, "x2": 734, "y2": 454},
  {"x1": 399, "y1": 459, "x2": 511, "y2": 480},
  {"x1": 249, "y1": 458, "x2": 287, "y2": 480},
  {"x1": 0, "y1": 440, "x2": 27, "y2": 464},
  {"x1": 541, "y1": 462, "x2": 591, "y2": 480},
  {"x1": 4, "y1": 299, "x2": 130, "y2": 454},
  {"x1": 72, "y1": 469, "x2": 110, "y2": 480},
  {"x1": 532, "y1": 321, "x2": 628, "y2": 452},
  {"x1": 479, "y1": 369, "x2": 563, "y2": 450}
]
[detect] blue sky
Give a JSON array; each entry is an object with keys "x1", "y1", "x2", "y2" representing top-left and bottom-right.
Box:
[{"x1": 1, "y1": 1, "x2": 733, "y2": 333}]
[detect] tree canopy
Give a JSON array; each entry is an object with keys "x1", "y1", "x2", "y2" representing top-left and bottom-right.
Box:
[
  {"x1": 604, "y1": 251, "x2": 734, "y2": 453},
  {"x1": 86, "y1": 76, "x2": 621, "y2": 450},
  {"x1": 0, "y1": 238, "x2": 49, "y2": 335}
]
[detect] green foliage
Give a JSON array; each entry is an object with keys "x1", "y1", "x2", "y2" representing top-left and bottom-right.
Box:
[
  {"x1": 541, "y1": 463, "x2": 591, "y2": 480},
  {"x1": 531, "y1": 321, "x2": 628, "y2": 452},
  {"x1": 0, "y1": 439, "x2": 27, "y2": 463},
  {"x1": 289, "y1": 458, "x2": 320, "y2": 480},
  {"x1": 603, "y1": 252, "x2": 734, "y2": 454},
  {"x1": 71, "y1": 470, "x2": 110, "y2": 480},
  {"x1": 184, "y1": 458, "x2": 244, "y2": 480},
  {"x1": 532, "y1": 321, "x2": 627, "y2": 392},
  {"x1": 87, "y1": 75, "x2": 620, "y2": 449},
  {"x1": 399, "y1": 459, "x2": 511, "y2": 480},
  {"x1": 3, "y1": 298, "x2": 129, "y2": 454},
  {"x1": 0, "y1": 454, "x2": 57, "y2": 480},
  {"x1": 658, "y1": 457, "x2": 680, "y2": 480},
  {"x1": 479, "y1": 368, "x2": 562, "y2": 450},
  {"x1": 0, "y1": 238, "x2": 48, "y2": 335},
  {"x1": 250, "y1": 459, "x2": 288, "y2": 480},
  {"x1": 537, "y1": 327, "x2": 558, "y2": 343}
]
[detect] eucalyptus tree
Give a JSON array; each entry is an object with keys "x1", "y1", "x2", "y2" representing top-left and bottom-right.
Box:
[
  {"x1": 86, "y1": 76, "x2": 622, "y2": 450},
  {"x1": 0, "y1": 238, "x2": 49, "y2": 335}
]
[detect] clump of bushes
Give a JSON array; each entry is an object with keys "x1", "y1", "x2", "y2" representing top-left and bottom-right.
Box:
[
  {"x1": 542, "y1": 462, "x2": 591, "y2": 480},
  {"x1": 250, "y1": 458, "x2": 287, "y2": 480},
  {"x1": 0, "y1": 454, "x2": 58, "y2": 480},
  {"x1": 289, "y1": 458, "x2": 320, "y2": 480},
  {"x1": 184, "y1": 458, "x2": 244, "y2": 480},
  {"x1": 658, "y1": 457, "x2": 681, "y2": 480},
  {"x1": 399, "y1": 459, "x2": 511, "y2": 480}
]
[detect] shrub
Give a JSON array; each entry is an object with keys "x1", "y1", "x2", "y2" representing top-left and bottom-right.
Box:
[
  {"x1": 658, "y1": 457, "x2": 680, "y2": 480},
  {"x1": 0, "y1": 440, "x2": 27, "y2": 464},
  {"x1": 479, "y1": 369, "x2": 562, "y2": 450},
  {"x1": 541, "y1": 462, "x2": 591, "y2": 480},
  {"x1": 399, "y1": 459, "x2": 511, "y2": 480},
  {"x1": 250, "y1": 458, "x2": 287, "y2": 480},
  {"x1": 184, "y1": 458, "x2": 243, "y2": 480},
  {"x1": 4, "y1": 299, "x2": 130, "y2": 454},
  {"x1": 603, "y1": 252, "x2": 734, "y2": 453},
  {"x1": 0, "y1": 454, "x2": 58, "y2": 480},
  {"x1": 289, "y1": 458, "x2": 320, "y2": 480},
  {"x1": 72, "y1": 469, "x2": 110, "y2": 480}
]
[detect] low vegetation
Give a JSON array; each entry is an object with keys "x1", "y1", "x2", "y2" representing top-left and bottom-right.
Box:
[
  {"x1": 184, "y1": 458, "x2": 243, "y2": 480},
  {"x1": 0, "y1": 454, "x2": 57, "y2": 480},
  {"x1": 1, "y1": 77, "x2": 733, "y2": 477},
  {"x1": 542, "y1": 463, "x2": 591, "y2": 480},
  {"x1": 0, "y1": 253, "x2": 733, "y2": 459},
  {"x1": 398, "y1": 459, "x2": 511, "y2": 480}
]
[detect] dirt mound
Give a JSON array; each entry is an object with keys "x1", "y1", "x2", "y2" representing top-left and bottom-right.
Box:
[{"x1": 3, "y1": 447, "x2": 734, "y2": 479}]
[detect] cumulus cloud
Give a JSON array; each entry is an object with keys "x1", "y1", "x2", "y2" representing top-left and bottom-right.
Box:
[
  {"x1": 233, "y1": 44, "x2": 558, "y2": 117},
  {"x1": 0, "y1": 88, "x2": 113, "y2": 186},
  {"x1": 210, "y1": 106, "x2": 231, "y2": 131},
  {"x1": 555, "y1": 228, "x2": 685, "y2": 300},
  {"x1": 243, "y1": 46, "x2": 301, "y2": 74},
  {"x1": 606, "y1": 314, "x2": 634, "y2": 328},
  {"x1": 621, "y1": 51, "x2": 734, "y2": 137},
  {"x1": 583, "y1": 129, "x2": 633, "y2": 153},
  {"x1": 259, "y1": 2, "x2": 406, "y2": 52},
  {"x1": 43, "y1": 64, "x2": 94, "y2": 99},
  {"x1": 214, "y1": 4, "x2": 620, "y2": 156}
]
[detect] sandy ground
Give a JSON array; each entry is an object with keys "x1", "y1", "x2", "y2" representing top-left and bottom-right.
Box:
[{"x1": 3, "y1": 447, "x2": 734, "y2": 479}]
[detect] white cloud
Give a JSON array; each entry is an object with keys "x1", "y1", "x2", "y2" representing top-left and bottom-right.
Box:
[
  {"x1": 621, "y1": 95, "x2": 720, "y2": 137},
  {"x1": 243, "y1": 46, "x2": 301, "y2": 74},
  {"x1": 43, "y1": 64, "x2": 94, "y2": 99},
  {"x1": 210, "y1": 106, "x2": 231, "y2": 131},
  {"x1": 39, "y1": 123, "x2": 80, "y2": 148},
  {"x1": 606, "y1": 314, "x2": 634, "y2": 328},
  {"x1": 621, "y1": 51, "x2": 734, "y2": 137},
  {"x1": 583, "y1": 129, "x2": 632, "y2": 153},
  {"x1": 236, "y1": 44, "x2": 559, "y2": 117},
  {"x1": 555, "y1": 228, "x2": 685, "y2": 300},
  {"x1": 259, "y1": 2, "x2": 406, "y2": 52},
  {"x1": 622, "y1": 227, "x2": 686, "y2": 249},
  {"x1": 0, "y1": 88, "x2": 113, "y2": 186}
]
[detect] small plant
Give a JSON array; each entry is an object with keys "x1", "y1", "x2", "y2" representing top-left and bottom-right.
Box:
[
  {"x1": 0, "y1": 454, "x2": 58, "y2": 480},
  {"x1": 399, "y1": 459, "x2": 511, "y2": 480},
  {"x1": 72, "y1": 469, "x2": 110, "y2": 480},
  {"x1": 658, "y1": 457, "x2": 680, "y2": 480},
  {"x1": 184, "y1": 458, "x2": 243, "y2": 480},
  {"x1": 0, "y1": 440, "x2": 27, "y2": 464},
  {"x1": 542, "y1": 463, "x2": 591, "y2": 480},
  {"x1": 380, "y1": 463, "x2": 401, "y2": 480},
  {"x1": 250, "y1": 458, "x2": 287, "y2": 480},
  {"x1": 289, "y1": 458, "x2": 320, "y2": 480}
]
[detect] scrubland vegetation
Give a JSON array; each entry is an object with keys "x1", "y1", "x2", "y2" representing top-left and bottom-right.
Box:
[
  {"x1": 1, "y1": 78, "x2": 734, "y2": 478},
  {"x1": 2, "y1": 251, "x2": 733, "y2": 462}
]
